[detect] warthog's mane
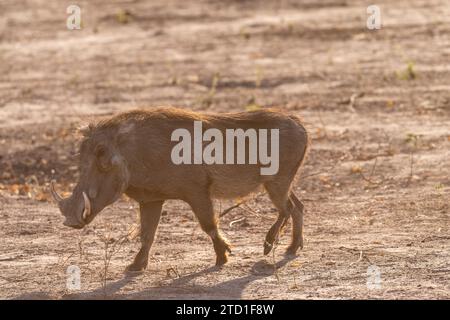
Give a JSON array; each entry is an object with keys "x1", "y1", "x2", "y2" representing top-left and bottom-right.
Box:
[{"x1": 78, "y1": 107, "x2": 206, "y2": 139}]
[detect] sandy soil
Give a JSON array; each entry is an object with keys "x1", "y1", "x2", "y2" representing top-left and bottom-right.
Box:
[{"x1": 0, "y1": 0, "x2": 449, "y2": 299}]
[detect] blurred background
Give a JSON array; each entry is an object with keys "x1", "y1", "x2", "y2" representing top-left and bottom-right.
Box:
[{"x1": 0, "y1": 0, "x2": 449, "y2": 299}]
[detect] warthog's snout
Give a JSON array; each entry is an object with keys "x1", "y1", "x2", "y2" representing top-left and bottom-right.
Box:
[{"x1": 51, "y1": 180, "x2": 92, "y2": 229}]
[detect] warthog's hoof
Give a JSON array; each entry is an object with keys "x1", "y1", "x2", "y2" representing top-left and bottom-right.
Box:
[
  {"x1": 214, "y1": 240, "x2": 232, "y2": 266},
  {"x1": 285, "y1": 241, "x2": 303, "y2": 256},
  {"x1": 215, "y1": 243, "x2": 231, "y2": 266},
  {"x1": 263, "y1": 240, "x2": 274, "y2": 255},
  {"x1": 125, "y1": 262, "x2": 147, "y2": 274},
  {"x1": 284, "y1": 248, "x2": 297, "y2": 257},
  {"x1": 215, "y1": 255, "x2": 228, "y2": 266}
]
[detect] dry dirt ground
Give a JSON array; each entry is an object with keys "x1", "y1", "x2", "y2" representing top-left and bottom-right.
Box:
[{"x1": 0, "y1": 0, "x2": 449, "y2": 299}]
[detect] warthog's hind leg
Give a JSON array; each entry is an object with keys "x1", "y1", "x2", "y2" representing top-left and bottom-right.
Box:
[
  {"x1": 263, "y1": 181, "x2": 292, "y2": 255},
  {"x1": 286, "y1": 192, "x2": 304, "y2": 255},
  {"x1": 126, "y1": 200, "x2": 164, "y2": 273}
]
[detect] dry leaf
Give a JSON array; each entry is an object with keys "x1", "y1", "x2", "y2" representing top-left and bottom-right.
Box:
[{"x1": 351, "y1": 165, "x2": 362, "y2": 174}]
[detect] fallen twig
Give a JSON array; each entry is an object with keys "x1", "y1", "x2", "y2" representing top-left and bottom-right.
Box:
[
  {"x1": 229, "y1": 217, "x2": 246, "y2": 228},
  {"x1": 349, "y1": 250, "x2": 372, "y2": 265},
  {"x1": 167, "y1": 266, "x2": 180, "y2": 278},
  {"x1": 420, "y1": 235, "x2": 450, "y2": 243},
  {"x1": 348, "y1": 92, "x2": 364, "y2": 112},
  {"x1": 220, "y1": 201, "x2": 244, "y2": 218}
]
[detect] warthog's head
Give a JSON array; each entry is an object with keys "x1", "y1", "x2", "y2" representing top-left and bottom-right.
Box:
[{"x1": 51, "y1": 126, "x2": 129, "y2": 229}]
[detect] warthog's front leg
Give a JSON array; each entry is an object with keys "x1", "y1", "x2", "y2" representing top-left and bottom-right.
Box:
[
  {"x1": 187, "y1": 193, "x2": 231, "y2": 266},
  {"x1": 126, "y1": 200, "x2": 164, "y2": 272}
]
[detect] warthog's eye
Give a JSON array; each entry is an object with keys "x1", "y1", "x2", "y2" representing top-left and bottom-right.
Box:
[
  {"x1": 89, "y1": 185, "x2": 98, "y2": 199},
  {"x1": 95, "y1": 144, "x2": 113, "y2": 172}
]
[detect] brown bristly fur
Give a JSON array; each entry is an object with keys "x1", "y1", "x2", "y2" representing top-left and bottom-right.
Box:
[{"x1": 58, "y1": 107, "x2": 309, "y2": 271}]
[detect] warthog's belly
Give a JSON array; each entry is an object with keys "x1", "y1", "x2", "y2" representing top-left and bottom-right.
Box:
[
  {"x1": 207, "y1": 165, "x2": 270, "y2": 199},
  {"x1": 209, "y1": 180, "x2": 264, "y2": 199}
]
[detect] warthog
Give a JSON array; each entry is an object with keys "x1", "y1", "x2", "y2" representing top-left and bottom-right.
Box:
[{"x1": 51, "y1": 107, "x2": 309, "y2": 272}]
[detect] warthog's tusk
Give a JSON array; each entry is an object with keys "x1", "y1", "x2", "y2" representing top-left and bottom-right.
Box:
[
  {"x1": 82, "y1": 192, "x2": 91, "y2": 221},
  {"x1": 50, "y1": 180, "x2": 63, "y2": 203}
]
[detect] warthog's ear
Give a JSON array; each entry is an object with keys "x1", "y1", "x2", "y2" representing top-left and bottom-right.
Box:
[
  {"x1": 94, "y1": 144, "x2": 113, "y2": 172},
  {"x1": 78, "y1": 123, "x2": 94, "y2": 137}
]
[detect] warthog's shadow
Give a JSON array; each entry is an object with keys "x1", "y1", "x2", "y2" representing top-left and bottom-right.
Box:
[{"x1": 69, "y1": 254, "x2": 297, "y2": 299}]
